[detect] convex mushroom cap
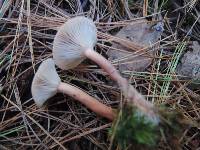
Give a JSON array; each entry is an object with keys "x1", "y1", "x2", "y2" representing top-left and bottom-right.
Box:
[
  {"x1": 31, "y1": 58, "x2": 61, "y2": 107},
  {"x1": 53, "y1": 16, "x2": 97, "y2": 70}
]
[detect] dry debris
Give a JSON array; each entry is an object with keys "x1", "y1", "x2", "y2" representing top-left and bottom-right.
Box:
[
  {"x1": 0, "y1": 0, "x2": 200, "y2": 149},
  {"x1": 177, "y1": 41, "x2": 200, "y2": 88},
  {"x1": 108, "y1": 19, "x2": 163, "y2": 72}
]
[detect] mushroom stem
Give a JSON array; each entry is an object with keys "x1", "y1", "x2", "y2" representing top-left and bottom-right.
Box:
[
  {"x1": 85, "y1": 49, "x2": 125, "y2": 83},
  {"x1": 57, "y1": 82, "x2": 115, "y2": 121},
  {"x1": 84, "y1": 49, "x2": 156, "y2": 120}
]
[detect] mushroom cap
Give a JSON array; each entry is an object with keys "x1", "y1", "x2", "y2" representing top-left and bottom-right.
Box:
[
  {"x1": 31, "y1": 58, "x2": 61, "y2": 107},
  {"x1": 53, "y1": 16, "x2": 97, "y2": 70}
]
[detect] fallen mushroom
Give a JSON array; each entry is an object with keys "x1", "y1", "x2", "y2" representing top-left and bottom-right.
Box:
[
  {"x1": 31, "y1": 58, "x2": 115, "y2": 121},
  {"x1": 31, "y1": 60, "x2": 192, "y2": 149},
  {"x1": 53, "y1": 16, "x2": 158, "y2": 122}
]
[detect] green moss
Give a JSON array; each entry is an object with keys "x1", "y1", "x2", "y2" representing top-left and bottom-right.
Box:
[
  {"x1": 109, "y1": 104, "x2": 192, "y2": 150},
  {"x1": 110, "y1": 106, "x2": 158, "y2": 149}
]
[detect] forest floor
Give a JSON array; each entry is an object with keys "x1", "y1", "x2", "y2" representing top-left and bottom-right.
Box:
[{"x1": 0, "y1": 0, "x2": 200, "y2": 150}]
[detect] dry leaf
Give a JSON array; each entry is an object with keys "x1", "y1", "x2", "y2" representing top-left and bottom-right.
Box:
[
  {"x1": 177, "y1": 41, "x2": 200, "y2": 88},
  {"x1": 107, "y1": 19, "x2": 163, "y2": 73}
]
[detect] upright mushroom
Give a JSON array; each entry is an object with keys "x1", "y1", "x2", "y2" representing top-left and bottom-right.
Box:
[
  {"x1": 53, "y1": 16, "x2": 158, "y2": 122},
  {"x1": 31, "y1": 58, "x2": 115, "y2": 121}
]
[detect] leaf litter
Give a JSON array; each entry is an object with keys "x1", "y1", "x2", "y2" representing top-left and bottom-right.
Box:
[
  {"x1": 0, "y1": 0, "x2": 200, "y2": 149},
  {"x1": 107, "y1": 18, "x2": 163, "y2": 73}
]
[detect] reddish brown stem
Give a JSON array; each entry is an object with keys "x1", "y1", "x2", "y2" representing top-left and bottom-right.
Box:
[
  {"x1": 84, "y1": 49, "x2": 126, "y2": 84},
  {"x1": 57, "y1": 82, "x2": 115, "y2": 121},
  {"x1": 84, "y1": 49, "x2": 157, "y2": 120}
]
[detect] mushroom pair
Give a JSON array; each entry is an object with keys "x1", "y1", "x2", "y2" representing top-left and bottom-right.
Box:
[
  {"x1": 32, "y1": 16, "x2": 157, "y2": 123},
  {"x1": 31, "y1": 16, "x2": 191, "y2": 149}
]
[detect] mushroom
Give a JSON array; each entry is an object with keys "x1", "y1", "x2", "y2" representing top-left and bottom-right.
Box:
[
  {"x1": 53, "y1": 16, "x2": 158, "y2": 122},
  {"x1": 31, "y1": 58, "x2": 115, "y2": 121}
]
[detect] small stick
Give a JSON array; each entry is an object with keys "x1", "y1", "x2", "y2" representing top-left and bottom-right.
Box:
[
  {"x1": 143, "y1": 0, "x2": 148, "y2": 17},
  {"x1": 57, "y1": 82, "x2": 115, "y2": 120}
]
